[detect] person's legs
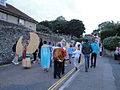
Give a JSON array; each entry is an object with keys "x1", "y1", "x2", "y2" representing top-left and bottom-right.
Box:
[
  {"x1": 84, "y1": 55, "x2": 88, "y2": 72},
  {"x1": 73, "y1": 58, "x2": 78, "y2": 70},
  {"x1": 73, "y1": 58, "x2": 77, "y2": 67},
  {"x1": 62, "y1": 60, "x2": 65, "y2": 74},
  {"x1": 12, "y1": 54, "x2": 19, "y2": 65},
  {"x1": 57, "y1": 62, "x2": 62, "y2": 78},
  {"x1": 33, "y1": 53, "x2": 37, "y2": 63},
  {"x1": 78, "y1": 54, "x2": 81, "y2": 63},
  {"x1": 91, "y1": 53, "x2": 94, "y2": 67},
  {"x1": 50, "y1": 53, "x2": 52, "y2": 67},
  {"x1": 100, "y1": 52, "x2": 102, "y2": 56},
  {"x1": 93, "y1": 53, "x2": 97, "y2": 68},
  {"x1": 54, "y1": 60, "x2": 57, "y2": 79},
  {"x1": 87, "y1": 55, "x2": 90, "y2": 68},
  {"x1": 69, "y1": 54, "x2": 72, "y2": 63}
]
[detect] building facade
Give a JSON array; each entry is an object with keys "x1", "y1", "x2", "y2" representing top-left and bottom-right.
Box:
[{"x1": 0, "y1": 0, "x2": 38, "y2": 31}]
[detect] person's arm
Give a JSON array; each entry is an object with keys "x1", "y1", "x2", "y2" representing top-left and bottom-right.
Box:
[{"x1": 82, "y1": 45, "x2": 84, "y2": 54}]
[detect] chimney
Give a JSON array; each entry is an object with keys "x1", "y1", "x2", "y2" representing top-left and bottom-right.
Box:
[{"x1": 0, "y1": 0, "x2": 7, "y2": 6}]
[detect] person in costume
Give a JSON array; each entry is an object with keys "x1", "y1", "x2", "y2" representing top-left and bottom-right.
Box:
[
  {"x1": 75, "y1": 42, "x2": 82, "y2": 63},
  {"x1": 16, "y1": 32, "x2": 40, "y2": 69},
  {"x1": 73, "y1": 44, "x2": 81, "y2": 71},
  {"x1": 22, "y1": 40, "x2": 31, "y2": 69},
  {"x1": 40, "y1": 41, "x2": 50, "y2": 72},
  {"x1": 53, "y1": 42, "x2": 66, "y2": 79}
]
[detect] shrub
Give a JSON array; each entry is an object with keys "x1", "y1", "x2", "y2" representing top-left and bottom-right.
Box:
[
  {"x1": 103, "y1": 36, "x2": 120, "y2": 51},
  {"x1": 100, "y1": 30, "x2": 117, "y2": 42}
]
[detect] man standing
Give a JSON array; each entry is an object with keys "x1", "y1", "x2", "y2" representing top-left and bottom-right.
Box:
[
  {"x1": 82, "y1": 39, "x2": 92, "y2": 72},
  {"x1": 91, "y1": 40, "x2": 99, "y2": 68}
]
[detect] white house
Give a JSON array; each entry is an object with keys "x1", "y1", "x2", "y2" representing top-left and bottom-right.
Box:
[{"x1": 0, "y1": 0, "x2": 38, "y2": 31}]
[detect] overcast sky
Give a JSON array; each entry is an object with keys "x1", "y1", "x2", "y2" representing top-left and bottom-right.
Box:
[{"x1": 7, "y1": 0, "x2": 120, "y2": 34}]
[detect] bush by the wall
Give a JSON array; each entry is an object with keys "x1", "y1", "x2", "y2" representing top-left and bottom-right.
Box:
[
  {"x1": 100, "y1": 30, "x2": 117, "y2": 42},
  {"x1": 103, "y1": 36, "x2": 120, "y2": 51}
]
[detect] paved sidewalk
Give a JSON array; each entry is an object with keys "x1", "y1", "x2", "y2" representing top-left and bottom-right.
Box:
[{"x1": 59, "y1": 56, "x2": 118, "y2": 90}]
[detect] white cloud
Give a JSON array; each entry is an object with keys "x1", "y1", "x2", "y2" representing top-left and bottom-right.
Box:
[{"x1": 7, "y1": 0, "x2": 120, "y2": 34}]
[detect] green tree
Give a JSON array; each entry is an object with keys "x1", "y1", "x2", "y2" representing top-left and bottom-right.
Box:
[
  {"x1": 51, "y1": 20, "x2": 68, "y2": 34},
  {"x1": 98, "y1": 21, "x2": 120, "y2": 41},
  {"x1": 67, "y1": 19, "x2": 85, "y2": 38},
  {"x1": 103, "y1": 36, "x2": 120, "y2": 51},
  {"x1": 36, "y1": 24, "x2": 52, "y2": 34},
  {"x1": 39, "y1": 20, "x2": 53, "y2": 30}
]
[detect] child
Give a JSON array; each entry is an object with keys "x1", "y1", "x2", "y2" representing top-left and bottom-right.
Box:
[{"x1": 72, "y1": 44, "x2": 81, "y2": 71}]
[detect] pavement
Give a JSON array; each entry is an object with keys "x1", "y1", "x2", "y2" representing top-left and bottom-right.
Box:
[
  {"x1": 59, "y1": 56, "x2": 120, "y2": 90},
  {"x1": 0, "y1": 56, "x2": 120, "y2": 90}
]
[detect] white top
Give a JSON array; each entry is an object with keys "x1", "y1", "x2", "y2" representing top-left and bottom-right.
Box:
[
  {"x1": 73, "y1": 49, "x2": 81, "y2": 59},
  {"x1": 75, "y1": 42, "x2": 82, "y2": 53}
]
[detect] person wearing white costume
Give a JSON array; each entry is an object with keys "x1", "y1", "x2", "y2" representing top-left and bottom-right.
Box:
[
  {"x1": 75, "y1": 42, "x2": 82, "y2": 63},
  {"x1": 73, "y1": 44, "x2": 81, "y2": 71}
]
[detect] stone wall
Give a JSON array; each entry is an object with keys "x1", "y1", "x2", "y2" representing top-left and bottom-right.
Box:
[
  {"x1": 104, "y1": 49, "x2": 114, "y2": 57},
  {"x1": 0, "y1": 20, "x2": 64, "y2": 65}
]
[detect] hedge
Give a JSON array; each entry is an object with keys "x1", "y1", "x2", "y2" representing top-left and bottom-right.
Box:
[
  {"x1": 100, "y1": 30, "x2": 117, "y2": 42},
  {"x1": 103, "y1": 36, "x2": 120, "y2": 51}
]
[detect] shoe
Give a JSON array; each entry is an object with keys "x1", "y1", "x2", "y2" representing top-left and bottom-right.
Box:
[
  {"x1": 85, "y1": 69, "x2": 88, "y2": 72},
  {"x1": 75, "y1": 67, "x2": 78, "y2": 71},
  {"x1": 12, "y1": 61, "x2": 19, "y2": 65},
  {"x1": 46, "y1": 69, "x2": 49, "y2": 72},
  {"x1": 65, "y1": 64, "x2": 68, "y2": 66},
  {"x1": 62, "y1": 72, "x2": 65, "y2": 75},
  {"x1": 54, "y1": 77, "x2": 57, "y2": 79},
  {"x1": 15, "y1": 62, "x2": 19, "y2": 65},
  {"x1": 33, "y1": 61, "x2": 36, "y2": 64},
  {"x1": 57, "y1": 75, "x2": 61, "y2": 79},
  {"x1": 90, "y1": 65, "x2": 93, "y2": 68},
  {"x1": 12, "y1": 61, "x2": 15, "y2": 64}
]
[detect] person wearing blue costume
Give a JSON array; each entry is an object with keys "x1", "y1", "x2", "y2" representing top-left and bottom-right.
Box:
[{"x1": 41, "y1": 41, "x2": 50, "y2": 72}]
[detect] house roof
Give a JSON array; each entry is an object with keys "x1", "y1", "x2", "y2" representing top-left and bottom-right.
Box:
[{"x1": 0, "y1": 3, "x2": 38, "y2": 24}]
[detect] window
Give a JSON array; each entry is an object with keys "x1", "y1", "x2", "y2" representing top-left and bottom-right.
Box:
[
  {"x1": 0, "y1": 12, "x2": 7, "y2": 20},
  {"x1": 18, "y1": 19, "x2": 25, "y2": 25}
]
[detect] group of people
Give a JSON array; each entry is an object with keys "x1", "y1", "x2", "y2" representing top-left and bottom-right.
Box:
[
  {"x1": 12, "y1": 38, "x2": 102, "y2": 79},
  {"x1": 82, "y1": 39, "x2": 99, "y2": 72}
]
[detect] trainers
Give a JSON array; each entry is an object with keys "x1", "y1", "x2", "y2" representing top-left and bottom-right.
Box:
[
  {"x1": 65, "y1": 64, "x2": 68, "y2": 66},
  {"x1": 75, "y1": 67, "x2": 78, "y2": 71},
  {"x1": 12, "y1": 61, "x2": 16, "y2": 65},
  {"x1": 90, "y1": 65, "x2": 93, "y2": 68}
]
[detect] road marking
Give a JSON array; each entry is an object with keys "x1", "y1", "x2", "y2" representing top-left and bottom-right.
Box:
[
  {"x1": 48, "y1": 60, "x2": 84, "y2": 90},
  {"x1": 59, "y1": 69, "x2": 80, "y2": 90}
]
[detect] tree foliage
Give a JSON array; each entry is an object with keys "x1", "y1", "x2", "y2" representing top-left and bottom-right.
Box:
[
  {"x1": 103, "y1": 36, "x2": 120, "y2": 51},
  {"x1": 36, "y1": 17, "x2": 85, "y2": 38},
  {"x1": 98, "y1": 21, "x2": 120, "y2": 42},
  {"x1": 67, "y1": 19, "x2": 85, "y2": 37},
  {"x1": 36, "y1": 24, "x2": 52, "y2": 34}
]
